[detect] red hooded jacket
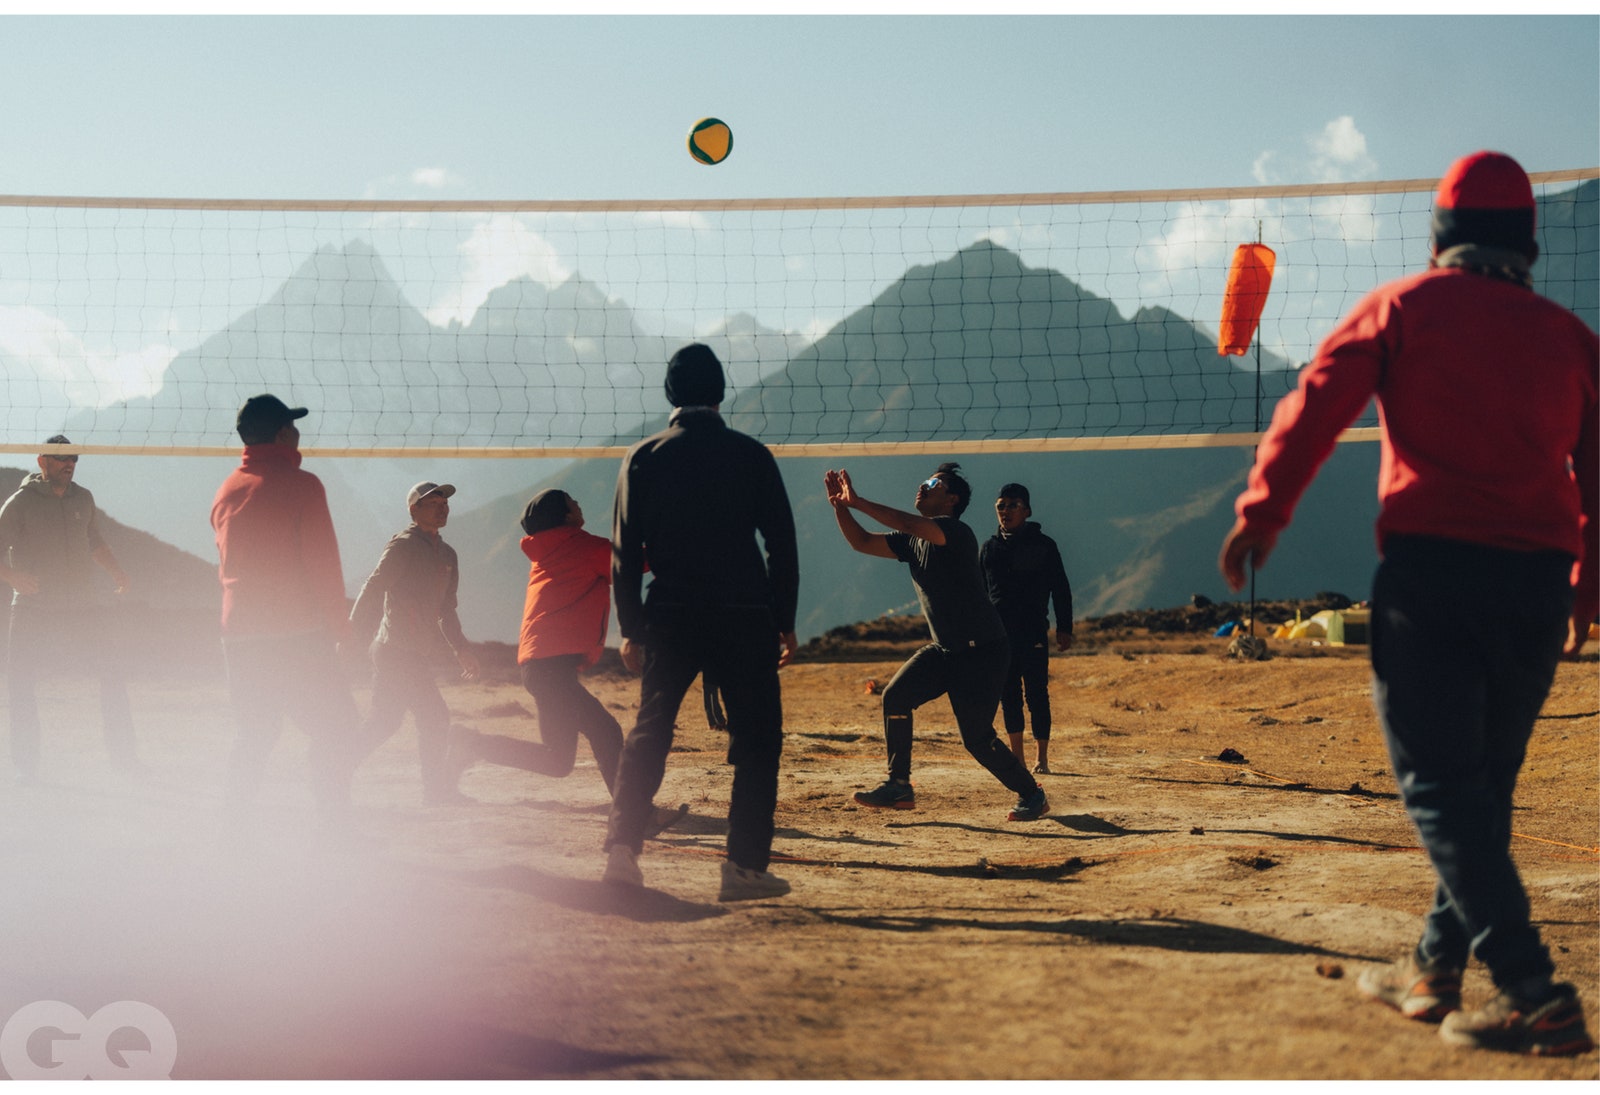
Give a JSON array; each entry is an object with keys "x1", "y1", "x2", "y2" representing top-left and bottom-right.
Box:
[{"x1": 517, "y1": 524, "x2": 613, "y2": 665}]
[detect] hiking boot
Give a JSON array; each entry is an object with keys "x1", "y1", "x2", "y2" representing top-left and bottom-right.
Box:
[
  {"x1": 644, "y1": 802, "x2": 690, "y2": 839},
  {"x1": 602, "y1": 844, "x2": 643, "y2": 888},
  {"x1": 1440, "y1": 983, "x2": 1595, "y2": 1056},
  {"x1": 1358, "y1": 952, "x2": 1463, "y2": 1022},
  {"x1": 853, "y1": 780, "x2": 915, "y2": 810},
  {"x1": 1008, "y1": 786, "x2": 1050, "y2": 821},
  {"x1": 718, "y1": 859, "x2": 791, "y2": 902}
]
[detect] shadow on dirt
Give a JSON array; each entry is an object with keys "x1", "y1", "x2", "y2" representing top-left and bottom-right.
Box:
[
  {"x1": 413, "y1": 862, "x2": 728, "y2": 924},
  {"x1": 806, "y1": 908, "x2": 1375, "y2": 960}
]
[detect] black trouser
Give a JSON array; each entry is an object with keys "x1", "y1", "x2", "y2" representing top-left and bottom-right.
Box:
[
  {"x1": 222, "y1": 631, "x2": 361, "y2": 823},
  {"x1": 999, "y1": 636, "x2": 1052, "y2": 741},
  {"x1": 360, "y1": 642, "x2": 460, "y2": 798},
  {"x1": 8, "y1": 603, "x2": 136, "y2": 776},
  {"x1": 605, "y1": 606, "x2": 784, "y2": 872},
  {"x1": 881, "y1": 640, "x2": 1036, "y2": 795},
  {"x1": 1370, "y1": 535, "x2": 1571, "y2": 988},
  {"x1": 472, "y1": 654, "x2": 623, "y2": 792}
]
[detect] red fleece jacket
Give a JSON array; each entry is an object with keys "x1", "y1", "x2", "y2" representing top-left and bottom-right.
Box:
[
  {"x1": 1236, "y1": 265, "x2": 1599, "y2": 624},
  {"x1": 517, "y1": 524, "x2": 613, "y2": 665}
]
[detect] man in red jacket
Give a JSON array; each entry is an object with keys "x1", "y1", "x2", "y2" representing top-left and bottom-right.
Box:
[
  {"x1": 1220, "y1": 152, "x2": 1597, "y2": 1057},
  {"x1": 211, "y1": 395, "x2": 362, "y2": 835}
]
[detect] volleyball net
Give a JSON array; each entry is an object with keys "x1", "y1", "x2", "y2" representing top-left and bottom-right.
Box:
[{"x1": 1, "y1": 168, "x2": 1594, "y2": 458}]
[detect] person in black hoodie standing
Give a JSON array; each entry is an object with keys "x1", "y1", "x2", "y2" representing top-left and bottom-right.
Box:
[
  {"x1": 602, "y1": 343, "x2": 800, "y2": 903},
  {"x1": 980, "y1": 483, "x2": 1073, "y2": 774}
]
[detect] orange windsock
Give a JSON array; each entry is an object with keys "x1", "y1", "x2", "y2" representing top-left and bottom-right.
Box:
[{"x1": 1218, "y1": 243, "x2": 1276, "y2": 356}]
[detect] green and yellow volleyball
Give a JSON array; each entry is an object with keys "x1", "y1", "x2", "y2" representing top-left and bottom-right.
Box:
[{"x1": 687, "y1": 117, "x2": 733, "y2": 165}]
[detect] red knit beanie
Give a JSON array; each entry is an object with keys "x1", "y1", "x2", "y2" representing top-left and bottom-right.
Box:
[{"x1": 1431, "y1": 151, "x2": 1536, "y2": 255}]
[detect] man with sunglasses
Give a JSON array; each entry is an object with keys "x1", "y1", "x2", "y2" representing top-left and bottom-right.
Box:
[
  {"x1": 825, "y1": 462, "x2": 1048, "y2": 821},
  {"x1": 0, "y1": 434, "x2": 138, "y2": 780}
]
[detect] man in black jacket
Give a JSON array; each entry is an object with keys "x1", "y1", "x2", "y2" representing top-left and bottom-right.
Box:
[
  {"x1": 980, "y1": 483, "x2": 1073, "y2": 773},
  {"x1": 603, "y1": 343, "x2": 800, "y2": 902}
]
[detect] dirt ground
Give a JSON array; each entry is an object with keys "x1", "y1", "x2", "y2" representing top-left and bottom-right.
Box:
[{"x1": 0, "y1": 626, "x2": 1596, "y2": 1080}]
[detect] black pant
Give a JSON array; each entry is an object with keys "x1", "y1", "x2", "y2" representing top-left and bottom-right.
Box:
[
  {"x1": 605, "y1": 606, "x2": 784, "y2": 871},
  {"x1": 222, "y1": 632, "x2": 361, "y2": 823},
  {"x1": 999, "y1": 636, "x2": 1052, "y2": 740},
  {"x1": 472, "y1": 654, "x2": 624, "y2": 792},
  {"x1": 1370, "y1": 535, "x2": 1572, "y2": 987},
  {"x1": 8, "y1": 603, "x2": 136, "y2": 776},
  {"x1": 881, "y1": 640, "x2": 1036, "y2": 795}
]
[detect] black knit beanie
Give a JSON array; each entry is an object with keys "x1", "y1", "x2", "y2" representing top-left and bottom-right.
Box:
[
  {"x1": 521, "y1": 489, "x2": 571, "y2": 535},
  {"x1": 663, "y1": 343, "x2": 725, "y2": 407}
]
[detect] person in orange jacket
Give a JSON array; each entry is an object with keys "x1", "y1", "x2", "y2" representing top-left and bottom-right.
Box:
[{"x1": 464, "y1": 488, "x2": 685, "y2": 833}]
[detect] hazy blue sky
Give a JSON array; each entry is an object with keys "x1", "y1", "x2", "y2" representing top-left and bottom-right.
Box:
[
  {"x1": 2, "y1": 14, "x2": 1596, "y2": 201},
  {"x1": 0, "y1": 12, "x2": 1595, "y2": 441}
]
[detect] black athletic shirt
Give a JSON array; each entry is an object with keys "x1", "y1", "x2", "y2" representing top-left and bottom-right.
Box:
[{"x1": 885, "y1": 515, "x2": 1007, "y2": 650}]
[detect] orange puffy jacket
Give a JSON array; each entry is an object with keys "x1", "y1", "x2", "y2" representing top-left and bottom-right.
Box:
[{"x1": 517, "y1": 525, "x2": 613, "y2": 666}]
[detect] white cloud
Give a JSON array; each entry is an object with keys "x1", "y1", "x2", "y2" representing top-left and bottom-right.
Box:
[
  {"x1": 360, "y1": 166, "x2": 468, "y2": 200},
  {"x1": 1309, "y1": 116, "x2": 1377, "y2": 183},
  {"x1": 425, "y1": 215, "x2": 574, "y2": 326},
  {"x1": 1253, "y1": 116, "x2": 1378, "y2": 185},
  {"x1": 410, "y1": 167, "x2": 465, "y2": 190},
  {"x1": 0, "y1": 305, "x2": 174, "y2": 409}
]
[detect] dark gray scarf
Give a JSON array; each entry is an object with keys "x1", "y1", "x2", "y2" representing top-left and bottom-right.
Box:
[{"x1": 1434, "y1": 243, "x2": 1534, "y2": 290}]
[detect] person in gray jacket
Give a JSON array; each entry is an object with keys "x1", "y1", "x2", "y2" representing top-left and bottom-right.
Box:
[
  {"x1": 348, "y1": 481, "x2": 480, "y2": 804},
  {"x1": 0, "y1": 434, "x2": 138, "y2": 780}
]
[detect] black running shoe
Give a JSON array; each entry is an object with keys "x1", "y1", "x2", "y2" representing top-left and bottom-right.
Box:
[
  {"x1": 1008, "y1": 786, "x2": 1050, "y2": 821},
  {"x1": 853, "y1": 780, "x2": 916, "y2": 810}
]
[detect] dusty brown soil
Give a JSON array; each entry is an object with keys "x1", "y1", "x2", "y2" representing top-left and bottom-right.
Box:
[{"x1": 1, "y1": 614, "x2": 1596, "y2": 1080}]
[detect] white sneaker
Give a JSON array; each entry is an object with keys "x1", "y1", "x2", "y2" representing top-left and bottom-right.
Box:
[
  {"x1": 718, "y1": 859, "x2": 791, "y2": 901},
  {"x1": 602, "y1": 844, "x2": 643, "y2": 887}
]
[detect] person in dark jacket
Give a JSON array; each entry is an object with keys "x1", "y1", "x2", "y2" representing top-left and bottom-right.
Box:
[
  {"x1": 1220, "y1": 152, "x2": 1596, "y2": 1057},
  {"x1": 980, "y1": 483, "x2": 1073, "y2": 774},
  {"x1": 602, "y1": 343, "x2": 800, "y2": 902},
  {"x1": 348, "y1": 480, "x2": 480, "y2": 805}
]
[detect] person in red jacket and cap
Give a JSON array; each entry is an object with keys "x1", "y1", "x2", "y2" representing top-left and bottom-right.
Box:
[
  {"x1": 1220, "y1": 151, "x2": 1597, "y2": 1057},
  {"x1": 211, "y1": 395, "x2": 363, "y2": 837}
]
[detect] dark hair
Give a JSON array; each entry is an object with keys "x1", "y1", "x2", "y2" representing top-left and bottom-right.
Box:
[
  {"x1": 932, "y1": 461, "x2": 972, "y2": 517},
  {"x1": 521, "y1": 489, "x2": 572, "y2": 535},
  {"x1": 996, "y1": 482, "x2": 1031, "y2": 511}
]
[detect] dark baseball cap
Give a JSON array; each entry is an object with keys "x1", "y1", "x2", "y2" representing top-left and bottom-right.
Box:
[{"x1": 236, "y1": 394, "x2": 308, "y2": 443}]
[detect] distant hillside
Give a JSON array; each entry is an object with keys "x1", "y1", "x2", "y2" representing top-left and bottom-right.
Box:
[{"x1": 40, "y1": 180, "x2": 1599, "y2": 645}]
